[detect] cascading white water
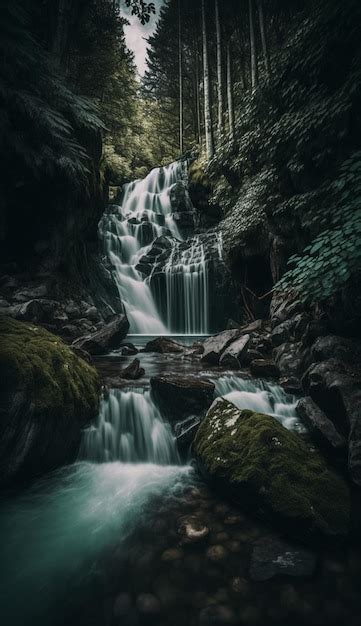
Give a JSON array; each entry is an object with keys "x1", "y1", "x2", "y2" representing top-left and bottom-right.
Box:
[
  {"x1": 80, "y1": 388, "x2": 180, "y2": 465},
  {"x1": 100, "y1": 160, "x2": 216, "y2": 335},
  {"x1": 215, "y1": 375, "x2": 304, "y2": 432},
  {"x1": 164, "y1": 236, "x2": 209, "y2": 334}
]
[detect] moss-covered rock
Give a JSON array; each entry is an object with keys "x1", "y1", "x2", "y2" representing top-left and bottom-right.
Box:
[
  {"x1": 0, "y1": 315, "x2": 100, "y2": 486},
  {"x1": 193, "y1": 399, "x2": 350, "y2": 542}
]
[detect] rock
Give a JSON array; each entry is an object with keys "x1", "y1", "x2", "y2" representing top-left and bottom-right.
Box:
[
  {"x1": 219, "y1": 335, "x2": 251, "y2": 368},
  {"x1": 311, "y1": 335, "x2": 361, "y2": 365},
  {"x1": 12, "y1": 299, "x2": 60, "y2": 325},
  {"x1": 144, "y1": 337, "x2": 184, "y2": 354},
  {"x1": 12, "y1": 285, "x2": 48, "y2": 302},
  {"x1": 65, "y1": 301, "x2": 82, "y2": 320},
  {"x1": 273, "y1": 342, "x2": 303, "y2": 378},
  {"x1": 194, "y1": 398, "x2": 350, "y2": 541},
  {"x1": 270, "y1": 295, "x2": 304, "y2": 325},
  {"x1": 150, "y1": 375, "x2": 215, "y2": 421},
  {"x1": 73, "y1": 314, "x2": 129, "y2": 355},
  {"x1": 121, "y1": 358, "x2": 145, "y2": 380},
  {"x1": 0, "y1": 315, "x2": 100, "y2": 487},
  {"x1": 280, "y1": 377, "x2": 302, "y2": 395},
  {"x1": 60, "y1": 324, "x2": 80, "y2": 339},
  {"x1": 250, "y1": 359, "x2": 280, "y2": 379},
  {"x1": 199, "y1": 605, "x2": 237, "y2": 625},
  {"x1": 174, "y1": 415, "x2": 201, "y2": 451},
  {"x1": 250, "y1": 537, "x2": 316, "y2": 581},
  {"x1": 161, "y1": 548, "x2": 184, "y2": 562},
  {"x1": 206, "y1": 545, "x2": 228, "y2": 562},
  {"x1": 297, "y1": 397, "x2": 347, "y2": 459},
  {"x1": 84, "y1": 306, "x2": 101, "y2": 323},
  {"x1": 201, "y1": 330, "x2": 240, "y2": 365},
  {"x1": 71, "y1": 345, "x2": 94, "y2": 365},
  {"x1": 177, "y1": 516, "x2": 209, "y2": 544},
  {"x1": 136, "y1": 594, "x2": 161, "y2": 615},
  {"x1": 121, "y1": 343, "x2": 138, "y2": 356},
  {"x1": 114, "y1": 593, "x2": 132, "y2": 617},
  {"x1": 241, "y1": 319, "x2": 264, "y2": 334},
  {"x1": 303, "y1": 358, "x2": 361, "y2": 486},
  {"x1": 271, "y1": 320, "x2": 295, "y2": 346},
  {"x1": 0, "y1": 298, "x2": 10, "y2": 308}
]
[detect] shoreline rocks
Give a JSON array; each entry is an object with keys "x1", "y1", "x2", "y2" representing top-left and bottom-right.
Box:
[{"x1": 73, "y1": 313, "x2": 129, "y2": 355}]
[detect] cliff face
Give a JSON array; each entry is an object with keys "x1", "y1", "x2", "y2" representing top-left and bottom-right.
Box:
[{"x1": 206, "y1": 0, "x2": 361, "y2": 330}]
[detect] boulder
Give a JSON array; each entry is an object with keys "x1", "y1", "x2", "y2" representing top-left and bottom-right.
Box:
[
  {"x1": 311, "y1": 335, "x2": 361, "y2": 365},
  {"x1": 250, "y1": 359, "x2": 280, "y2": 379},
  {"x1": 12, "y1": 299, "x2": 61, "y2": 325},
  {"x1": 273, "y1": 342, "x2": 303, "y2": 378},
  {"x1": 193, "y1": 398, "x2": 350, "y2": 542},
  {"x1": 250, "y1": 537, "x2": 316, "y2": 581},
  {"x1": 73, "y1": 314, "x2": 129, "y2": 355},
  {"x1": 177, "y1": 516, "x2": 209, "y2": 544},
  {"x1": 144, "y1": 337, "x2": 185, "y2": 354},
  {"x1": 303, "y1": 358, "x2": 361, "y2": 486},
  {"x1": 219, "y1": 335, "x2": 251, "y2": 369},
  {"x1": 271, "y1": 320, "x2": 295, "y2": 346},
  {"x1": 151, "y1": 375, "x2": 215, "y2": 421},
  {"x1": 121, "y1": 343, "x2": 138, "y2": 356},
  {"x1": 297, "y1": 397, "x2": 347, "y2": 460},
  {"x1": 121, "y1": 358, "x2": 145, "y2": 380},
  {"x1": 201, "y1": 330, "x2": 241, "y2": 365},
  {"x1": 0, "y1": 315, "x2": 100, "y2": 487}
]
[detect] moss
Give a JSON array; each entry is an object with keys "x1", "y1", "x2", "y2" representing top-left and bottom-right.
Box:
[
  {"x1": 194, "y1": 399, "x2": 350, "y2": 540},
  {"x1": 0, "y1": 314, "x2": 100, "y2": 426}
]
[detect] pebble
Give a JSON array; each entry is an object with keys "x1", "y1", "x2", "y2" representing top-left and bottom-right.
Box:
[
  {"x1": 178, "y1": 516, "x2": 210, "y2": 544},
  {"x1": 206, "y1": 545, "x2": 228, "y2": 562},
  {"x1": 136, "y1": 593, "x2": 161, "y2": 615},
  {"x1": 113, "y1": 592, "x2": 132, "y2": 617},
  {"x1": 230, "y1": 577, "x2": 249, "y2": 596},
  {"x1": 199, "y1": 604, "x2": 238, "y2": 625},
  {"x1": 161, "y1": 548, "x2": 183, "y2": 562}
]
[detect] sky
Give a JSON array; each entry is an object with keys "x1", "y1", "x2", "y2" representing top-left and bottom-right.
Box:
[{"x1": 120, "y1": 0, "x2": 165, "y2": 77}]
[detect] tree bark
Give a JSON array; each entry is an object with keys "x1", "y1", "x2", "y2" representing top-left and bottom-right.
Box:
[
  {"x1": 227, "y1": 41, "x2": 235, "y2": 140},
  {"x1": 257, "y1": 0, "x2": 270, "y2": 75},
  {"x1": 215, "y1": 0, "x2": 223, "y2": 137},
  {"x1": 249, "y1": 0, "x2": 258, "y2": 92},
  {"x1": 52, "y1": 0, "x2": 72, "y2": 68},
  {"x1": 201, "y1": 0, "x2": 214, "y2": 159},
  {"x1": 178, "y1": 0, "x2": 184, "y2": 154}
]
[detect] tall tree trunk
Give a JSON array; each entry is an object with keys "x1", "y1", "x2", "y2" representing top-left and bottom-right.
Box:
[
  {"x1": 178, "y1": 0, "x2": 184, "y2": 154},
  {"x1": 227, "y1": 41, "x2": 235, "y2": 140},
  {"x1": 201, "y1": 0, "x2": 214, "y2": 159},
  {"x1": 249, "y1": 0, "x2": 258, "y2": 92},
  {"x1": 257, "y1": 0, "x2": 270, "y2": 75},
  {"x1": 52, "y1": 0, "x2": 72, "y2": 68},
  {"x1": 215, "y1": 0, "x2": 223, "y2": 137}
]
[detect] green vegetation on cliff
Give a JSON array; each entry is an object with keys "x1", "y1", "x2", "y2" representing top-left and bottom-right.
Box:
[{"x1": 194, "y1": 399, "x2": 350, "y2": 541}]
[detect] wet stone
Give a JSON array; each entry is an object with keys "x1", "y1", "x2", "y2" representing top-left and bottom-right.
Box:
[
  {"x1": 250, "y1": 537, "x2": 316, "y2": 581},
  {"x1": 136, "y1": 593, "x2": 161, "y2": 615},
  {"x1": 113, "y1": 592, "x2": 132, "y2": 617},
  {"x1": 177, "y1": 516, "x2": 210, "y2": 544},
  {"x1": 199, "y1": 604, "x2": 238, "y2": 625},
  {"x1": 206, "y1": 545, "x2": 228, "y2": 562},
  {"x1": 161, "y1": 548, "x2": 184, "y2": 562}
]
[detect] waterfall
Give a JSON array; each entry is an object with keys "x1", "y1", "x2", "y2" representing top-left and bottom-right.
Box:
[
  {"x1": 80, "y1": 388, "x2": 180, "y2": 465},
  {"x1": 215, "y1": 375, "x2": 304, "y2": 432},
  {"x1": 99, "y1": 160, "x2": 216, "y2": 335},
  {"x1": 164, "y1": 236, "x2": 209, "y2": 334}
]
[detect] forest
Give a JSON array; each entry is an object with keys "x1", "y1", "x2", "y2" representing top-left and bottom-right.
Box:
[{"x1": 0, "y1": 1, "x2": 361, "y2": 625}]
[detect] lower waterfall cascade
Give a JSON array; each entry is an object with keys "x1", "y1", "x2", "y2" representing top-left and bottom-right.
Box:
[
  {"x1": 80, "y1": 388, "x2": 180, "y2": 465},
  {"x1": 99, "y1": 160, "x2": 221, "y2": 335}
]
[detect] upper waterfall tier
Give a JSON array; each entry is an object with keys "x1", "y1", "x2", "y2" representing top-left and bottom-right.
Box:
[{"x1": 99, "y1": 160, "x2": 216, "y2": 335}]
